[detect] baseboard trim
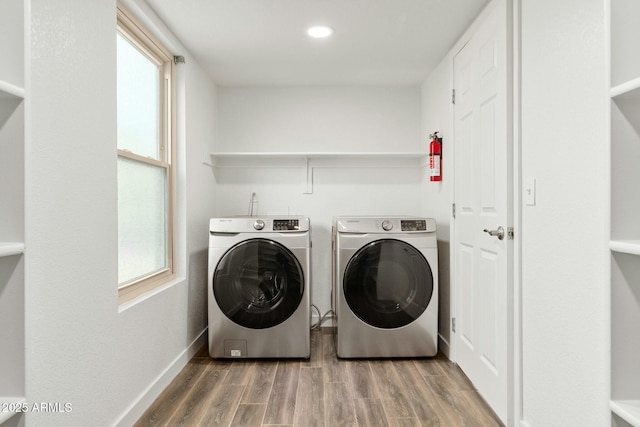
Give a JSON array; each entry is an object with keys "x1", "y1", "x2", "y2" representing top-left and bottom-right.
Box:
[
  {"x1": 311, "y1": 312, "x2": 334, "y2": 329},
  {"x1": 438, "y1": 333, "x2": 450, "y2": 358},
  {"x1": 520, "y1": 420, "x2": 532, "y2": 427},
  {"x1": 113, "y1": 328, "x2": 208, "y2": 427}
]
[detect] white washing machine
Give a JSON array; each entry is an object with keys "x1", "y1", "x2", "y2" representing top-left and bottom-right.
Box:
[
  {"x1": 208, "y1": 216, "x2": 311, "y2": 358},
  {"x1": 333, "y1": 216, "x2": 438, "y2": 358}
]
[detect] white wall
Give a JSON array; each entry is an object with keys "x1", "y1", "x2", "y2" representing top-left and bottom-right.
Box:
[
  {"x1": 420, "y1": 55, "x2": 454, "y2": 355},
  {"x1": 215, "y1": 86, "x2": 423, "y2": 318},
  {"x1": 217, "y1": 86, "x2": 422, "y2": 152},
  {"x1": 25, "y1": 1, "x2": 217, "y2": 425},
  {"x1": 520, "y1": 0, "x2": 609, "y2": 425},
  {"x1": 182, "y1": 45, "x2": 219, "y2": 346}
]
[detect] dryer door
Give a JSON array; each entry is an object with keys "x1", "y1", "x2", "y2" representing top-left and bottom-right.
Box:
[
  {"x1": 213, "y1": 238, "x2": 304, "y2": 329},
  {"x1": 343, "y1": 238, "x2": 433, "y2": 329}
]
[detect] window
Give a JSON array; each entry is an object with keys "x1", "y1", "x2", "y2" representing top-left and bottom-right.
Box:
[{"x1": 117, "y1": 4, "x2": 176, "y2": 304}]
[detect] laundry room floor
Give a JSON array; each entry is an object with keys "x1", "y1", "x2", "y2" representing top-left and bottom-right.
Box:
[{"x1": 134, "y1": 329, "x2": 502, "y2": 427}]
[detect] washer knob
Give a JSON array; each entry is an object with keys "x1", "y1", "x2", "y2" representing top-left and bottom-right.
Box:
[
  {"x1": 381, "y1": 220, "x2": 393, "y2": 231},
  {"x1": 253, "y1": 219, "x2": 265, "y2": 230}
]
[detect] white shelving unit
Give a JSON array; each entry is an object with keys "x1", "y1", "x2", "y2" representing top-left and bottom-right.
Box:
[
  {"x1": 209, "y1": 151, "x2": 427, "y2": 193},
  {"x1": 610, "y1": 1, "x2": 640, "y2": 425},
  {"x1": 0, "y1": 0, "x2": 26, "y2": 425}
]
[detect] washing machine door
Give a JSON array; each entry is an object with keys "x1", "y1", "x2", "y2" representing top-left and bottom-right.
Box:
[
  {"x1": 343, "y1": 238, "x2": 433, "y2": 329},
  {"x1": 213, "y1": 238, "x2": 304, "y2": 329}
]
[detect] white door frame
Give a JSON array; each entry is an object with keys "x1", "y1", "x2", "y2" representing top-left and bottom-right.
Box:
[
  {"x1": 511, "y1": 0, "x2": 522, "y2": 425},
  {"x1": 448, "y1": 0, "x2": 522, "y2": 425}
]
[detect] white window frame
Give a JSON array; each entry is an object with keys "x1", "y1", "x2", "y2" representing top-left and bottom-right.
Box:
[{"x1": 117, "y1": 3, "x2": 176, "y2": 304}]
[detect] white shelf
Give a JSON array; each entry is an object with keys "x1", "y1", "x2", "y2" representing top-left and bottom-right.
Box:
[
  {"x1": 0, "y1": 80, "x2": 24, "y2": 100},
  {"x1": 210, "y1": 151, "x2": 427, "y2": 159},
  {"x1": 611, "y1": 400, "x2": 640, "y2": 426},
  {"x1": 611, "y1": 77, "x2": 640, "y2": 101},
  {"x1": 209, "y1": 151, "x2": 427, "y2": 169},
  {"x1": 0, "y1": 397, "x2": 27, "y2": 424},
  {"x1": 610, "y1": 240, "x2": 640, "y2": 256},
  {"x1": 0, "y1": 243, "x2": 24, "y2": 258}
]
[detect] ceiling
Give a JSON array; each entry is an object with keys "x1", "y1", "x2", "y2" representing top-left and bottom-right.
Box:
[{"x1": 145, "y1": 0, "x2": 489, "y2": 86}]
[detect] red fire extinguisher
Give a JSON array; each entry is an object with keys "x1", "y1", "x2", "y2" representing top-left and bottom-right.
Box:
[{"x1": 429, "y1": 131, "x2": 442, "y2": 182}]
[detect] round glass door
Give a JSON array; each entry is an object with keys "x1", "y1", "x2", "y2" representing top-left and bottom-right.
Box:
[
  {"x1": 213, "y1": 238, "x2": 304, "y2": 329},
  {"x1": 343, "y1": 239, "x2": 433, "y2": 329}
]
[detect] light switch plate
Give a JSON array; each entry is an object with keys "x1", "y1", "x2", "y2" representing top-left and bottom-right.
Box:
[{"x1": 525, "y1": 178, "x2": 536, "y2": 206}]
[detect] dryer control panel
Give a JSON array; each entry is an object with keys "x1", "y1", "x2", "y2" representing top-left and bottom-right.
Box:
[
  {"x1": 401, "y1": 219, "x2": 427, "y2": 231},
  {"x1": 336, "y1": 217, "x2": 436, "y2": 233},
  {"x1": 273, "y1": 219, "x2": 299, "y2": 231}
]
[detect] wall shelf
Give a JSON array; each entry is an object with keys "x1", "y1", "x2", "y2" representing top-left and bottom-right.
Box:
[
  {"x1": 0, "y1": 242, "x2": 24, "y2": 258},
  {"x1": 611, "y1": 77, "x2": 640, "y2": 101},
  {"x1": 0, "y1": 80, "x2": 24, "y2": 100},
  {"x1": 209, "y1": 151, "x2": 427, "y2": 162},
  {"x1": 208, "y1": 152, "x2": 427, "y2": 194},
  {"x1": 611, "y1": 240, "x2": 640, "y2": 256},
  {"x1": 611, "y1": 400, "x2": 640, "y2": 426}
]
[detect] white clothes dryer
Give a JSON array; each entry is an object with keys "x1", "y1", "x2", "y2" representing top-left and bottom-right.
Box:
[
  {"x1": 333, "y1": 216, "x2": 438, "y2": 358},
  {"x1": 208, "y1": 216, "x2": 311, "y2": 358}
]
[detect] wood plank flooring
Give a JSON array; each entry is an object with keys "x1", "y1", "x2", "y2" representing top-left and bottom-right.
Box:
[{"x1": 135, "y1": 329, "x2": 502, "y2": 427}]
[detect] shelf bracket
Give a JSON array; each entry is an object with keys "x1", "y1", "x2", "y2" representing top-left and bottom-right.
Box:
[{"x1": 304, "y1": 157, "x2": 314, "y2": 194}]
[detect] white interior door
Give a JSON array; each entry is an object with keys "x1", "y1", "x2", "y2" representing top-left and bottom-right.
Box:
[{"x1": 453, "y1": 0, "x2": 510, "y2": 424}]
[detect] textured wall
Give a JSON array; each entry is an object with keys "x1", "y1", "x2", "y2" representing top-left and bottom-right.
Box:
[
  {"x1": 520, "y1": 0, "x2": 609, "y2": 425},
  {"x1": 421, "y1": 55, "x2": 454, "y2": 355},
  {"x1": 217, "y1": 86, "x2": 422, "y2": 152},
  {"x1": 25, "y1": 0, "x2": 217, "y2": 425}
]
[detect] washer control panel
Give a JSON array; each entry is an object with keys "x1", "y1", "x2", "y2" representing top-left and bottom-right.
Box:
[
  {"x1": 273, "y1": 219, "x2": 299, "y2": 231},
  {"x1": 210, "y1": 216, "x2": 310, "y2": 233},
  {"x1": 400, "y1": 219, "x2": 427, "y2": 231}
]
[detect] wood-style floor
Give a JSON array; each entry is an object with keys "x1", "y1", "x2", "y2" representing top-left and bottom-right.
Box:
[{"x1": 135, "y1": 329, "x2": 502, "y2": 427}]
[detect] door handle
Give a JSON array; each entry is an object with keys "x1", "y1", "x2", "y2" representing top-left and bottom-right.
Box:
[{"x1": 483, "y1": 226, "x2": 504, "y2": 240}]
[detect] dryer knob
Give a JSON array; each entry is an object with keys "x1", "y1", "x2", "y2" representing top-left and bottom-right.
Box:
[
  {"x1": 381, "y1": 220, "x2": 393, "y2": 231},
  {"x1": 253, "y1": 219, "x2": 265, "y2": 230}
]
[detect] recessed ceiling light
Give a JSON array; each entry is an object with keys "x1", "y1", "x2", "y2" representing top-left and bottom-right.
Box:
[{"x1": 307, "y1": 25, "x2": 334, "y2": 39}]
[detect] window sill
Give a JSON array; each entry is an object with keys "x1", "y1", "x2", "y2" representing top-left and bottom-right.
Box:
[{"x1": 118, "y1": 275, "x2": 185, "y2": 312}]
